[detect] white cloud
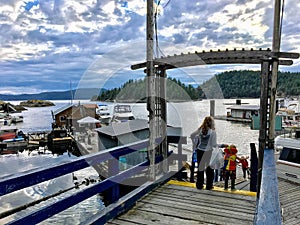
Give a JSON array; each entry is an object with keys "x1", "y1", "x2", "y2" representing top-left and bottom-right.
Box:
[{"x1": 0, "y1": 0, "x2": 299, "y2": 94}]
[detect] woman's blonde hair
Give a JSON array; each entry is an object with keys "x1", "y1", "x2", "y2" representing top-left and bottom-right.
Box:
[{"x1": 199, "y1": 116, "x2": 215, "y2": 135}]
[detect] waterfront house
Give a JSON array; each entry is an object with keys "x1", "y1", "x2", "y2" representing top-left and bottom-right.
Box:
[
  {"x1": 95, "y1": 119, "x2": 149, "y2": 169},
  {"x1": 227, "y1": 105, "x2": 259, "y2": 122},
  {"x1": 52, "y1": 103, "x2": 98, "y2": 129}
]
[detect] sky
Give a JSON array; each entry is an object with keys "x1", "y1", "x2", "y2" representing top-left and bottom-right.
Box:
[{"x1": 0, "y1": 0, "x2": 299, "y2": 95}]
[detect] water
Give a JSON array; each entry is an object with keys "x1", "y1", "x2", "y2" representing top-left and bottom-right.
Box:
[{"x1": 0, "y1": 99, "x2": 260, "y2": 224}]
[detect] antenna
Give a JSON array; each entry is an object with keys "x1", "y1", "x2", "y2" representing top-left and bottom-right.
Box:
[{"x1": 70, "y1": 81, "x2": 73, "y2": 105}]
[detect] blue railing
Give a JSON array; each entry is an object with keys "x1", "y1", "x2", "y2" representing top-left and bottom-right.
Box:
[{"x1": 0, "y1": 136, "x2": 187, "y2": 224}]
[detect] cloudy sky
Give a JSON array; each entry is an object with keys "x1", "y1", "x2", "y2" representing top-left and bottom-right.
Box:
[{"x1": 0, "y1": 0, "x2": 299, "y2": 95}]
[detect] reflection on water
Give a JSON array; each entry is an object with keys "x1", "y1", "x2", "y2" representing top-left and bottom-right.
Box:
[{"x1": 1, "y1": 99, "x2": 260, "y2": 224}]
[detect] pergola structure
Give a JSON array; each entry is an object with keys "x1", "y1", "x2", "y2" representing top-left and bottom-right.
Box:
[{"x1": 131, "y1": 0, "x2": 299, "y2": 199}]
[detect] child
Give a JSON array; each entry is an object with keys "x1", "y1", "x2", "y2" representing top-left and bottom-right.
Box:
[
  {"x1": 222, "y1": 144, "x2": 240, "y2": 191},
  {"x1": 239, "y1": 155, "x2": 250, "y2": 180}
]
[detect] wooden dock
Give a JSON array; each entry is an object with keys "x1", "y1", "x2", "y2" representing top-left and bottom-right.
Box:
[
  {"x1": 107, "y1": 180, "x2": 257, "y2": 225},
  {"x1": 278, "y1": 178, "x2": 300, "y2": 225},
  {"x1": 106, "y1": 177, "x2": 300, "y2": 225}
]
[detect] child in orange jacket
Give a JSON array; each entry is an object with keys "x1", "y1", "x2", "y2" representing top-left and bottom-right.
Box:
[{"x1": 222, "y1": 144, "x2": 241, "y2": 190}]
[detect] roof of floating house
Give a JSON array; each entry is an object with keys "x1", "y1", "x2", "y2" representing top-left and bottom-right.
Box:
[
  {"x1": 95, "y1": 119, "x2": 149, "y2": 137},
  {"x1": 227, "y1": 105, "x2": 260, "y2": 111},
  {"x1": 53, "y1": 104, "x2": 97, "y2": 117},
  {"x1": 77, "y1": 116, "x2": 101, "y2": 124}
]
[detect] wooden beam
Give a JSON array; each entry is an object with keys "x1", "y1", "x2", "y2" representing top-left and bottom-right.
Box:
[{"x1": 131, "y1": 49, "x2": 299, "y2": 70}]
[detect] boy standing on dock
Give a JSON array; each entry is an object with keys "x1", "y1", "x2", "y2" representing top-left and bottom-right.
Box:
[{"x1": 222, "y1": 144, "x2": 240, "y2": 191}]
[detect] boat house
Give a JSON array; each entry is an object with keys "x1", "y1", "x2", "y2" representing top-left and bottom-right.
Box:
[
  {"x1": 95, "y1": 119, "x2": 149, "y2": 150},
  {"x1": 95, "y1": 119, "x2": 149, "y2": 169},
  {"x1": 227, "y1": 105, "x2": 259, "y2": 122},
  {"x1": 52, "y1": 103, "x2": 98, "y2": 129}
]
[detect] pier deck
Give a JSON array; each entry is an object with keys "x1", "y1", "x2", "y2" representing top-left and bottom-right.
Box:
[
  {"x1": 107, "y1": 180, "x2": 256, "y2": 225},
  {"x1": 107, "y1": 177, "x2": 300, "y2": 225}
]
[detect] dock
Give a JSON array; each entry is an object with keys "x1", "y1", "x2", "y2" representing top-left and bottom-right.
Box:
[
  {"x1": 106, "y1": 177, "x2": 300, "y2": 225},
  {"x1": 107, "y1": 180, "x2": 256, "y2": 225}
]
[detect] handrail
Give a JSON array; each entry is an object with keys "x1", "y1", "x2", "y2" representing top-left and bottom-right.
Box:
[
  {"x1": 0, "y1": 137, "x2": 187, "y2": 224},
  {"x1": 0, "y1": 139, "x2": 149, "y2": 196}
]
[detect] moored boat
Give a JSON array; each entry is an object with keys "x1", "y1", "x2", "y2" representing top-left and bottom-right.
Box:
[
  {"x1": 96, "y1": 103, "x2": 112, "y2": 125},
  {"x1": 0, "y1": 126, "x2": 18, "y2": 141},
  {"x1": 111, "y1": 104, "x2": 135, "y2": 123},
  {"x1": 275, "y1": 129, "x2": 300, "y2": 184}
]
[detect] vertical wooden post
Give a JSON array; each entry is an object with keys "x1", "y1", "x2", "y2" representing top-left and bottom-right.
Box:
[
  {"x1": 160, "y1": 69, "x2": 168, "y2": 173},
  {"x1": 269, "y1": 0, "x2": 282, "y2": 149},
  {"x1": 250, "y1": 143, "x2": 258, "y2": 192},
  {"x1": 257, "y1": 60, "x2": 270, "y2": 198},
  {"x1": 104, "y1": 158, "x2": 120, "y2": 205},
  {"x1": 146, "y1": 0, "x2": 156, "y2": 180},
  {"x1": 210, "y1": 100, "x2": 215, "y2": 117}
]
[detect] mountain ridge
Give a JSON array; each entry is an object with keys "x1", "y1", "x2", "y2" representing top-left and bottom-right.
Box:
[{"x1": 0, "y1": 88, "x2": 103, "y2": 101}]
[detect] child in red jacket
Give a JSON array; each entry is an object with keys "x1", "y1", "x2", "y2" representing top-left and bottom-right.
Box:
[
  {"x1": 222, "y1": 145, "x2": 241, "y2": 190},
  {"x1": 239, "y1": 155, "x2": 250, "y2": 180}
]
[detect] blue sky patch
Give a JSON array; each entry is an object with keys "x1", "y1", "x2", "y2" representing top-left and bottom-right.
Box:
[{"x1": 24, "y1": 0, "x2": 39, "y2": 11}]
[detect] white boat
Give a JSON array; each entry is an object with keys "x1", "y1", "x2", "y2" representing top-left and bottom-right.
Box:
[
  {"x1": 275, "y1": 130, "x2": 300, "y2": 184},
  {"x1": 111, "y1": 104, "x2": 135, "y2": 123},
  {"x1": 96, "y1": 103, "x2": 112, "y2": 125},
  {"x1": 277, "y1": 98, "x2": 300, "y2": 128},
  {"x1": 0, "y1": 112, "x2": 12, "y2": 126},
  {"x1": 11, "y1": 115, "x2": 24, "y2": 123}
]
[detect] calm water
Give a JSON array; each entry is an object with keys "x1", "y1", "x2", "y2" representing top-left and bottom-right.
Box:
[{"x1": 0, "y1": 99, "x2": 260, "y2": 224}]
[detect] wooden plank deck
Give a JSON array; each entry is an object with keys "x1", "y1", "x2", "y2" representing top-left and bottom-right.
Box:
[
  {"x1": 107, "y1": 181, "x2": 256, "y2": 225},
  {"x1": 278, "y1": 178, "x2": 300, "y2": 225},
  {"x1": 106, "y1": 177, "x2": 300, "y2": 225}
]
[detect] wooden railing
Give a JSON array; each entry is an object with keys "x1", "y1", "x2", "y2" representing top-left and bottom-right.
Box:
[{"x1": 0, "y1": 135, "x2": 187, "y2": 225}]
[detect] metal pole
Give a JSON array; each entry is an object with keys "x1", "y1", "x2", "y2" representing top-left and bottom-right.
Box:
[{"x1": 146, "y1": 0, "x2": 156, "y2": 180}]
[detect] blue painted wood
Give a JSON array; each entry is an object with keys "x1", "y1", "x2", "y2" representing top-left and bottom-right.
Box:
[
  {"x1": 1, "y1": 136, "x2": 187, "y2": 224},
  {"x1": 0, "y1": 140, "x2": 149, "y2": 196},
  {"x1": 7, "y1": 160, "x2": 150, "y2": 225},
  {"x1": 82, "y1": 171, "x2": 178, "y2": 225},
  {"x1": 9, "y1": 154, "x2": 169, "y2": 224},
  {"x1": 106, "y1": 155, "x2": 121, "y2": 204},
  {"x1": 254, "y1": 148, "x2": 282, "y2": 225}
]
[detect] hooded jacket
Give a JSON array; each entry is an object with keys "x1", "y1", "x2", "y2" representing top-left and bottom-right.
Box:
[{"x1": 223, "y1": 145, "x2": 238, "y2": 171}]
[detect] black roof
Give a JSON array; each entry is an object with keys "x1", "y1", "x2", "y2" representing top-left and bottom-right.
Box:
[{"x1": 95, "y1": 119, "x2": 149, "y2": 137}]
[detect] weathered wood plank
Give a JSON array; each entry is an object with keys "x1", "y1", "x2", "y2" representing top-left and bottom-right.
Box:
[
  {"x1": 131, "y1": 50, "x2": 299, "y2": 70},
  {"x1": 277, "y1": 178, "x2": 300, "y2": 225},
  {"x1": 111, "y1": 210, "x2": 207, "y2": 225},
  {"x1": 146, "y1": 190, "x2": 256, "y2": 210},
  {"x1": 106, "y1": 218, "x2": 141, "y2": 225},
  {"x1": 108, "y1": 178, "x2": 300, "y2": 225},
  {"x1": 109, "y1": 183, "x2": 255, "y2": 225},
  {"x1": 121, "y1": 201, "x2": 253, "y2": 225},
  {"x1": 138, "y1": 196, "x2": 255, "y2": 221}
]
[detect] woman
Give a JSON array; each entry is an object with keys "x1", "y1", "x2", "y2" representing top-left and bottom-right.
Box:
[{"x1": 190, "y1": 116, "x2": 217, "y2": 190}]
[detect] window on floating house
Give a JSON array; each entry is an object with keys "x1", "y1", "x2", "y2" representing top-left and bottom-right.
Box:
[{"x1": 60, "y1": 115, "x2": 66, "y2": 122}]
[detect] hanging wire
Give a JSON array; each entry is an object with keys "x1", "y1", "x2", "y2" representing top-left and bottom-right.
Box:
[
  {"x1": 154, "y1": 0, "x2": 172, "y2": 58},
  {"x1": 154, "y1": 0, "x2": 161, "y2": 58},
  {"x1": 278, "y1": 0, "x2": 285, "y2": 47}
]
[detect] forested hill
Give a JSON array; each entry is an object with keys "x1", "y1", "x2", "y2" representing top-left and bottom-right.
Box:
[
  {"x1": 211, "y1": 70, "x2": 300, "y2": 98},
  {"x1": 94, "y1": 70, "x2": 300, "y2": 101}
]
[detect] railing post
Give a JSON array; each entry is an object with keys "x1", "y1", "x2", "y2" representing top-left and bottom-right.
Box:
[
  {"x1": 250, "y1": 143, "x2": 258, "y2": 192},
  {"x1": 254, "y1": 148, "x2": 282, "y2": 225},
  {"x1": 103, "y1": 157, "x2": 120, "y2": 205}
]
